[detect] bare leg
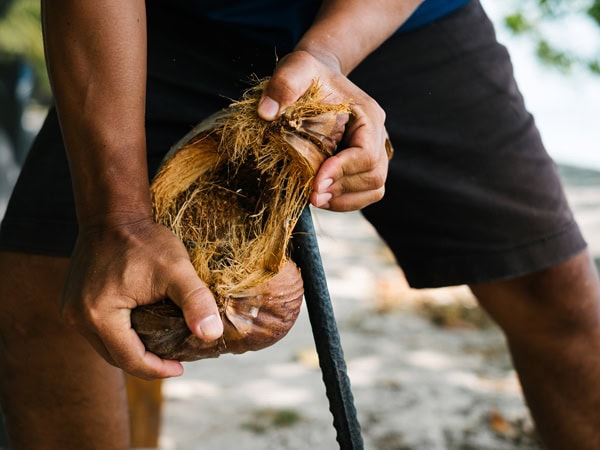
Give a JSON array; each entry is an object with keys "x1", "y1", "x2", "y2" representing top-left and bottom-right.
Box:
[
  {"x1": 125, "y1": 375, "x2": 163, "y2": 448},
  {"x1": 0, "y1": 252, "x2": 130, "y2": 450},
  {"x1": 471, "y1": 250, "x2": 600, "y2": 450}
]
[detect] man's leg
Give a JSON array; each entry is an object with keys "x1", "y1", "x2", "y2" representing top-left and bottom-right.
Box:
[
  {"x1": 471, "y1": 250, "x2": 600, "y2": 450},
  {"x1": 0, "y1": 252, "x2": 130, "y2": 450},
  {"x1": 125, "y1": 374, "x2": 163, "y2": 448}
]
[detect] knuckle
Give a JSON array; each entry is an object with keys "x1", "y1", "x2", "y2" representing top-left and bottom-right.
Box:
[
  {"x1": 83, "y1": 304, "x2": 104, "y2": 327},
  {"x1": 364, "y1": 149, "x2": 380, "y2": 171},
  {"x1": 361, "y1": 96, "x2": 385, "y2": 123},
  {"x1": 268, "y1": 76, "x2": 302, "y2": 104},
  {"x1": 180, "y1": 284, "x2": 213, "y2": 309},
  {"x1": 354, "y1": 170, "x2": 386, "y2": 197},
  {"x1": 167, "y1": 255, "x2": 193, "y2": 274},
  {"x1": 118, "y1": 359, "x2": 139, "y2": 375},
  {"x1": 370, "y1": 102, "x2": 386, "y2": 123},
  {"x1": 372, "y1": 169, "x2": 387, "y2": 189},
  {"x1": 112, "y1": 349, "x2": 142, "y2": 372},
  {"x1": 60, "y1": 307, "x2": 78, "y2": 327},
  {"x1": 378, "y1": 105, "x2": 386, "y2": 122},
  {"x1": 375, "y1": 186, "x2": 386, "y2": 202}
]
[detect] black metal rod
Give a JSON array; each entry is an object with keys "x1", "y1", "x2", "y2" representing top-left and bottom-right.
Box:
[{"x1": 292, "y1": 206, "x2": 364, "y2": 450}]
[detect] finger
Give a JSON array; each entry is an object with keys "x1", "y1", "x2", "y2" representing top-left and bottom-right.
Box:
[
  {"x1": 315, "y1": 146, "x2": 388, "y2": 191},
  {"x1": 88, "y1": 329, "x2": 182, "y2": 379},
  {"x1": 104, "y1": 329, "x2": 183, "y2": 380},
  {"x1": 165, "y1": 259, "x2": 223, "y2": 341},
  {"x1": 311, "y1": 147, "x2": 388, "y2": 211},
  {"x1": 66, "y1": 305, "x2": 183, "y2": 379},
  {"x1": 73, "y1": 324, "x2": 119, "y2": 367},
  {"x1": 61, "y1": 304, "x2": 119, "y2": 366},
  {"x1": 312, "y1": 186, "x2": 386, "y2": 212},
  {"x1": 311, "y1": 166, "x2": 387, "y2": 211},
  {"x1": 258, "y1": 52, "x2": 319, "y2": 120},
  {"x1": 97, "y1": 310, "x2": 184, "y2": 379}
]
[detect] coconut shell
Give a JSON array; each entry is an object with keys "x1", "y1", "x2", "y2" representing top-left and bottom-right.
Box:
[
  {"x1": 131, "y1": 260, "x2": 304, "y2": 361},
  {"x1": 131, "y1": 79, "x2": 351, "y2": 361}
]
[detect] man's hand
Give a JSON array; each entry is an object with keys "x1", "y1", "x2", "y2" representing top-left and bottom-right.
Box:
[
  {"x1": 60, "y1": 218, "x2": 223, "y2": 379},
  {"x1": 258, "y1": 50, "x2": 390, "y2": 212}
]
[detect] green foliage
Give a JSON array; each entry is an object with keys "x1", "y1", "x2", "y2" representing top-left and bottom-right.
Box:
[
  {"x1": 589, "y1": 60, "x2": 600, "y2": 73},
  {"x1": 536, "y1": 40, "x2": 573, "y2": 72},
  {"x1": 589, "y1": 0, "x2": 600, "y2": 25},
  {"x1": 503, "y1": 0, "x2": 600, "y2": 75},
  {"x1": 504, "y1": 13, "x2": 534, "y2": 33},
  {"x1": 0, "y1": 0, "x2": 50, "y2": 100}
]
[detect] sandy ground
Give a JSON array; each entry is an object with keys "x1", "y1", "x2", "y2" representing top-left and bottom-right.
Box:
[
  {"x1": 153, "y1": 165, "x2": 600, "y2": 450},
  {"x1": 153, "y1": 208, "x2": 534, "y2": 450},
  {"x1": 1, "y1": 127, "x2": 599, "y2": 449}
]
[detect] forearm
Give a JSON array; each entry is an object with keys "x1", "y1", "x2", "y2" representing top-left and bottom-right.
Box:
[
  {"x1": 295, "y1": 0, "x2": 423, "y2": 75},
  {"x1": 42, "y1": 0, "x2": 150, "y2": 228}
]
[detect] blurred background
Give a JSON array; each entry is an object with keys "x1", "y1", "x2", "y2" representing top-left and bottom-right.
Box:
[
  {"x1": 0, "y1": 1, "x2": 599, "y2": 449},
  {"x1": 0, "y1": 0, "x2": 48, "y2": 217},
  {"x1": 1, "y1": 0, "x2": 599, "y2": 213}
]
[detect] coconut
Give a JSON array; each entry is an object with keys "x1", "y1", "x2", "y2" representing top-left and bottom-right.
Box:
[{"x1": 131, "y1": 79, "x2": 351, "y2": 361}]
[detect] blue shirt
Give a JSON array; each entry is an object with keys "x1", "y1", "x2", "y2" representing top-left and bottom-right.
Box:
[
  {"x1": 168, "y1": 0, "x2": 471, "y2": 50},
  {"x1": 403, "y1": 0, "x2": 471, "y2": 31}
]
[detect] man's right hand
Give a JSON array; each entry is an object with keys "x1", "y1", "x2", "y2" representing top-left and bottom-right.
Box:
[{"x1": 60, "y1": 218, "x2": 223, "y2": 379}]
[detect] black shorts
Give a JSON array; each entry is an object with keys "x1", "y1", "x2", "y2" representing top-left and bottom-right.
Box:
[{"x1": 0, "y1": 0, "x2": 586, "y2": 288}]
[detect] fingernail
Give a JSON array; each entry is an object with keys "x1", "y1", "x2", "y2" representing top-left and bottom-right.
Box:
[
  {"x1": 258, "y1": 96, "x2": 279, "y2": 120},
  {"x1": 315, "y1": 192, "x2": 332, "y2": 207},
  {"x1": 198, "y1": 314, "x2": 223, "y2": 339},
  {"x1": 316, "y1": 178, "x2": 333, "y2": 192}
]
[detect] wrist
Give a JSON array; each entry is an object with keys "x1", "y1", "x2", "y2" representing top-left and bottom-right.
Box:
[
  {"x1": 72, "y1": 170, "x2": 154, "y2": 231},
  {"x1": 66, "y1": 137, "x2": 154, "y2": 230},
  {"x1": 76, "y1": 204, "x2": 154, "y2": 231},
  {"x1": 292, "y1": 46, "x2": 345, "y2": 75}
]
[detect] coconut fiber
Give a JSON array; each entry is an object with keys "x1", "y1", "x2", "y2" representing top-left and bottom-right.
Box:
[{"x1": 131, "y1": 79, "x2": 351, "y2": 361}]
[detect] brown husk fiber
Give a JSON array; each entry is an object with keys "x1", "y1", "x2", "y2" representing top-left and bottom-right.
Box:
[{"x1": 131, "y1": 78, "x2": 351, "y2": 361}]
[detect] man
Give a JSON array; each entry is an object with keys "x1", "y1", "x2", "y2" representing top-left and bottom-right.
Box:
[{"x1": 1, "y1": 0, "x2": 599, "y2": 448}]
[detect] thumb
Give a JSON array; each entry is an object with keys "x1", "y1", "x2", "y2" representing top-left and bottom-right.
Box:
[
  {"x1": 166, "y1": 262, "x2": 223, "y2": 341},
  {"x1": 258, "y1": 52, "x2": 316, "y2": 121}
]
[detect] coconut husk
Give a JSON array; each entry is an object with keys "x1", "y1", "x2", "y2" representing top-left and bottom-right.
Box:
[{"x1": 131, "y1": 78, "x2": 351, "y2": 361}]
